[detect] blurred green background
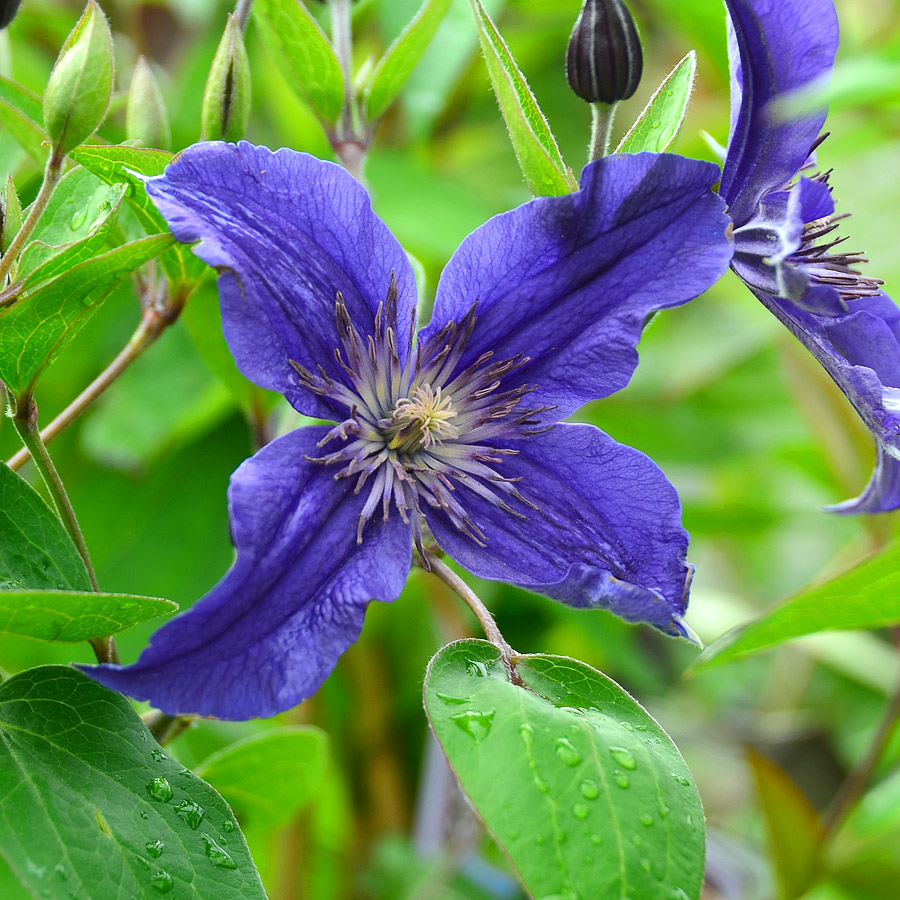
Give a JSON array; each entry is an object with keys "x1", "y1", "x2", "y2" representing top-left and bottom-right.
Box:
[{"x1": 1, "y1": 0, "x2": 900, "y2": 897}]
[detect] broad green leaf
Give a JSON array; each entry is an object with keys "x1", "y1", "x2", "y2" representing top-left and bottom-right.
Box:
[
  {"x1": 424, "y1": 640, "x2": 705, "y2": 900},
  {"x1": 748, "y1": 749, "x2": 823, "y2": 900},
  {"x1": 196, "y1": 728, "x2": 329, "y2": 829},
  {"x1": 0, "y1": 462, "x2": 91, "y2": 593},
  {"x1": 254, "y1": 0, "x2": 344, "y2": 123},
  {"x1": 469, "y1": 0, "x2": 576, "y2": 197},
  {"x1": 694, "y1": 541, "x2": 900, "y2": 669},
  {"x1": 0, "y1": 233, "x2": 174, "y2": 394},
  {"x1": 69, "y1": 144, "x2": 203, "y2": 285},
  {"x1": 0, "y1": 75, "x2": 46, "y2": 163},
  {"x1": 17, "y1": 166, "x2": 125, "y2": 281},
  {"x1": 0, "y1": 666, "x2": 267, "y2": 900},
  {"x1": 617, "y1": 51, "x2": 697, "y2": 155},
  {"x1": 365, "y1": 0, "x2": 453, "y2": 121},
  {"x1": 0, "y1": 591, "x2": 176, "y2": 643}
]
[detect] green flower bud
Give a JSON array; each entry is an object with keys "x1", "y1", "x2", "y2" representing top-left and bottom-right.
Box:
[
  {"x1": 126, "y1": 56, "x2": 171, "y2": 149},
  {"x1": 566, "y1": 0, "x2": 642, "y2": 105},
  {"x1": 43, "y1": 0, "x2": 114, "y2": 160},
  {"x1": 1, "y1": 174, "x2": 22, "y2": 256},
  {"x1": 201, "y1": 14, "x2": 251, "y2": 143}
]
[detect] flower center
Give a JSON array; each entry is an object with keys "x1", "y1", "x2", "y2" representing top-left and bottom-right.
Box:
[
  {"x1": 289, "y1": 276, "x2": 549, "y2": 559},
  {"x1": 385, "y1": 385, "x2": 459, "y2": 452}
]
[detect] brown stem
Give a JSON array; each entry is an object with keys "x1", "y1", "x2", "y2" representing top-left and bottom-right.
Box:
[
  {"x1": 7, "y1": 298, "x2": 182, "y2": 471},
  {"x1": 421, "y1": 552, "x2": 523, "y2": 685},
  {"x1": 823, "y1": 633, "x2": 900, "y2": 840}
]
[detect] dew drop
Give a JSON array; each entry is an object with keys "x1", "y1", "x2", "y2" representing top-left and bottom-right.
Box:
[
  {"x1": 614, "y1": 771, "x2": 630, "y2": 789},
  {"x1": 466, "y1": 660, "x2": 488, "y2": 678},
  {"x1": 436, "y1": 692, "x2": 472, "y2": 705},
  {"x1": 641, "y1": 858, "x2": 652, "y2": 872},
  {"x1": 633, "y1": 835, "x2": 643, "y2": 848},
  {"x1": 150, "y1": 872, "x2": 173, "y2": 894},
  {"x1": 140, "y1": 811, "x2": 149, "y2": 820},
  {"x1": 69, "y1": 208, "x2": 89, "y2": 230},
  {"x1": 609, "y1": 747, "x2": 637, "y2": 770},
  {"x1": 635, "y1": 723, "x2": 647, "y2": 732},
  {"x1": 591, "y1": 834, "x2": 603, "y2": 846},
  {"x1": 572, "y1": 803, "x2": 589, "y2": 820},
  {"x1": 640, "y1": 813, "x2": 654, "y2": 827},
  {"x1": 658, "y1": 801, "x2": 671, "y2": 818},
  {"x1": 222, "y1": 820, "x2": 235, "y2": 833},
  {"x1": 579, "y1": 779, "x2": 599, "y2": 800},
  {"x1": 450, "y1": 709, "x2": 495, "y2": 743},
  {"x1": 151, "y1": 749, "x2": 166, "y2": 762},
  {"x1": 535, "y1": 835, "x2": 546, "y2": 845},
  {"x1": 619, "y1": 721, "x2": 635, "y2": 732},
  {"x1": 554, "y1": 737, "x2": 582, "y2": 767},
  {"x1": 175, "y1": 799, "x2": 205, "y2": 830},
  {"x1": 146, "y1": 777, "x2": 173, "y2": 803},
  {"x1": 672, "y1": 773, "x2": 691, "y2": 787},
  {"x1": 54, "y1": 864, "x2": 66, "y2": 881},
  {"x1": 519, "y1": 722, "x2": 535, "y2": 747},
  {"x1": 667, "y1": 890, "x2": 689, "y2": 900},
  {"x1": 146, "y1": 840, "x2": 165, "y2": 859},
  {"x1": 202, "y1": 833, "x2": 237, "y2": 869}
]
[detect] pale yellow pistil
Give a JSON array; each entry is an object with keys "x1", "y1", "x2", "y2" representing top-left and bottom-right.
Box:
[{"x1": 386, "y1": 384, "x2": 459, "y2": 453}]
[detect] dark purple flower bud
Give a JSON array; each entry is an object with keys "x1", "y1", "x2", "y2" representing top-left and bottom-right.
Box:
[
  {"x1": 0, "y1": 0, "x2": 21, "y2": 29},
  {"x1": 566, "y1": 0, "x2": 643, "y2": 104}
]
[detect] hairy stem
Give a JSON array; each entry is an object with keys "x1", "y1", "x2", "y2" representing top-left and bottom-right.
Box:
[
  {"x1": 0, "y1": 153, "x2": 63, "y2": 285},
  {"x1": 328, "y1": 0, "x2": 369, "y2": 182},
  {"x1": 7, "y1": 299, "x2": 182, "y2": 472},
  {"x1": 234, "y1": 0, "x2": 253, "y2": 31},
  {"x1": 823, "y1": 646, "x2": 900, "y2": 840},
  {"x1": 589, "y1": 101, "x2": 617, "y2": 161},
  {"x1": 422, "y1": 552, "x2": 522, "y2": 685}
]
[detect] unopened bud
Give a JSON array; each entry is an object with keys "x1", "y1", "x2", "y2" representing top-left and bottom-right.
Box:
[
  {"x1": 126, "y1": 56, "x2": 170, "y2": 149},
  {"x1": 566, "y1": 0, "x2": 642, "y2": 105},
  {"x1": 201, "y1": 14, "x2": 251, "y2": 142},
  {"x1": 43, "y1": 0, "x2": 114, "y2": 159},
  {"x1": 1, "y1": 0, "x2": 21, "y2": 30},
  {"x1": 1, "y1": 175, "x2": 22, "y2": 255}
]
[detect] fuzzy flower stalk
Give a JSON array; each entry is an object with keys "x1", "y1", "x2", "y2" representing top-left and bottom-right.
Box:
[
  {"x1": 721, "y1": 0, "x2": 900, "y2": 512},
  {"x1": 83, "y1": 143, "x2": 732, "y2": 719}
]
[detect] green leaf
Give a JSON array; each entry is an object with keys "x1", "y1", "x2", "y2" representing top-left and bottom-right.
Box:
[
  {"x1": 0, "y1": 75, "x2": 47, "y2": 163},
  {"x1": 69, "y1": 144, "x2": 204, "y2": 285},
  {"x1": 0, "y1": 666, "x2": 267, "y2": 900},
  {"x1": 365, "y1": 0, "x2": 453, "y2": 121},
  {"x1": 694, "y1": 541, "x2": 900, "y2": 669},
  {"x1": 0, "y1": 591, "x2": 176, "y2": 643},
  {"x1": 0, "y1": 462, "x2": 91, "y2": 593},
  {"x1": 469, "y1": 0, "x2": 576, "y2": 197},
  {"x1": 0, "y1": 233, "x2": 174, "y2": 395},
  {"x1": 617, "y1": 51, "x2": 697, "y2": 155},
  {"x1": 254, "y1": 0, "x2": 345, "y2": 123},
  {"x1": 17, "y1": 166, "x2": 126, "y2": 282},
  {"x1": 196, "y1": 728, "x2": 329, "y2": 829},
  {"x1": 748, "y1": 749, "x2": 823, "y2": 900},
  {"x1": 424, "y1": 639, "x2": 705, "y2": 900}
]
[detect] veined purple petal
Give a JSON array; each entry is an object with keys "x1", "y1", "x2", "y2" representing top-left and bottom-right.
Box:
[
  {"x1": 752, "y1": 287, "x2": 900, "y2": 512},
  {"x1": 420, "y1": 153, "x2": 732, "y2": 421},
  {"x1": 81, "y1": 428, "x2": 412, "y2": 719},
  {"x1": 425, "y1": 423, "x2": 693, "y2": 637},
  {"x1": 147, "y1": 143, "x2": 417, "y2": 419},
  {"x1": 721, "y1": 0, "x2": 838, "y2": 225}
]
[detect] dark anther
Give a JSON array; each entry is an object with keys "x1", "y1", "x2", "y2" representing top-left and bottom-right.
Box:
[{"x1": 566, "y1": 0, "x2": 643, "y2": 105}]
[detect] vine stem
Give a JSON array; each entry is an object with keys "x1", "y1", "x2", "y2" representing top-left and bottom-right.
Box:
[
  {"x1": 234, "y1": 0, "x2": 253, "y2": 32},
  {"x1": 328, "y1": 0, "x2": 369, "y2": 182},
  {"x1": 823, "y1": 640, "x2": 900, "y2": 840},
  {"x1": 421, "y1": 552, "x2": 523, "y2": 685},
  {"x1": 7, "y1": 298, "x2": 182, "y2": 471},
  {"x1": 589, "y1": 101, "x2": 617, "y2": 161},
  {"x1": 0, "y1": 153, "x2": 63, "y2": 285}
]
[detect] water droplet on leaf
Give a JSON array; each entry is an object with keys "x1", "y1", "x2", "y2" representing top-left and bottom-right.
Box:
[
  {"x1": 619, "y1": 721, "x2": 634, "y2": 732},
  {"x1": 609, "y1": 747, "x2": 637, "y2": 770},
  {"x1": 222, "y1": 820, "x2": 235, "y2": 833},
  {"x1": 554, "y1": 738, "x2": 582, "y2": 767},
  {"x1": 519, "y1": 722, "x2": 535, "y2": 747},
  {"x1": 640, "y1": 813, "x2": 653, "y2": 827},
  {"x1": 146, "y1": 840, "x2": 165, "y2": 859},
  {"x1": 573, "y1": 803, "x2": 589, "y2": 820},
  {"x1": 140, "y1": 811, "x2": 149, "y2": 820},
  {"x1": 175, "y1": 799, "x2": 205, "y2": 830},
  {"x1": 466, "y1": 660, "x2": 488, "y2": 678},
  {"x1": 450, "y1": 709, "x2": 495, "y2": 743},
  {"x1": 151, "y1": 749, "x2": 166, "y2": 762},
  {"x1": 437, "y1": 692, "x2": 472, "y2": 705},
  {"x1": 202, "y1": 833, "x2": 237, "y2": 869},
  {"x1": 150, "y1": 872, "x2": 173, "y2": 894},
  {"x1": 146, "y1": 777, "x2": 172, "y2": 803},
  {"x1": 614, "y1": 771, "x2": 630, "y2": 789},
  {"x1": 579, "y1": 779, "x2": 599, "y2": 800},
  {"x1": 591, "y1": 834, "x2": 603, "y2": 845}
]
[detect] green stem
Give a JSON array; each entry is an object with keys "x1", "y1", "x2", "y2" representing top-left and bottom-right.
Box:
[
  {"x1": 234, "y1": 0, "x2": 253, "y2": 31},
  {"x1": 0, "y1": 153, "x2": 63, "y2": 285},
  {"x1": 422, "y1": 552, "x2": 523, "y2": 685},
  {"x1": 328, "y1": 0, "x2": 369, "y2": 181},
  {"x1": 589, "y1": 101, "x2": 618, "y2": 161}
]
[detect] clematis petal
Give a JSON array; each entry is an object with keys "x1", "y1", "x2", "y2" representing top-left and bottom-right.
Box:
[
  {"x1": 420, "y1": 153, "x2": 732, "y2": 421},
  {"x1": 720, "y1": 0, "x2": 838, "y2": 225},
  {"x1": 752, "y1": 287, "x2": 900, "y2": 512},
  {"x1": 732, "y1": 177, "x2": 845, "y2": 315},
  {"x1": 81, "y1": 427, "x2": 412, "y2": 719},
  {"x1": 147, "y1": 142, "x2": 417, "y2": 419},
  {"x1": 425, "y1": 423, "x2": 692, "y2": 637}
]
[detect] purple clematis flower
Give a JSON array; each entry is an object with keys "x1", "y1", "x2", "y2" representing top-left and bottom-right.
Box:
[
  {"x1": 722, "y1": 0, "x2": 900, "y2": 512},
  {"x1": 84, "y1": 143, "x2": 732, "y2": 719}
]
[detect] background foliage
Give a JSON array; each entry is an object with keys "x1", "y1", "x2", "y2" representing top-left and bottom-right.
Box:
[{"x1": 1, "y1": 0, "x2": 900, "y2": 898}]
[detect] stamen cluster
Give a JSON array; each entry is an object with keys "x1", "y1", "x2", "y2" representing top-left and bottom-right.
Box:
[{"x1": 290, "y1": 277, "x2": 550, "y2": 558}]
